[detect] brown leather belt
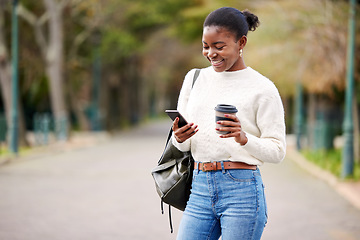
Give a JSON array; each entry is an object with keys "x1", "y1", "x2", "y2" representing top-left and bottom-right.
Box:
[{"x1": 194, "y1": 161, "x2": 257, "y2": 172}]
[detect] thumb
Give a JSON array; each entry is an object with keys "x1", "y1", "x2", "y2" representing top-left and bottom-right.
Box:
[{"x1": 173, "y1": 117, "x2": 179, "y2": 130}]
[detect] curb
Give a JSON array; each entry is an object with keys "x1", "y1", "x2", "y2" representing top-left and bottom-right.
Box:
[
  {"x1": 287, "y1": 147, "x2": 360, "y2": 210},
  {"x1": 0, "y1": 157, "x2": 10, "y2": 166}
]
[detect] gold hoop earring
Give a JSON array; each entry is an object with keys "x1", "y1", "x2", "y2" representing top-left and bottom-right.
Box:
[{"x1": 239, "y1": 49, "x2": 243, "y2": 58}]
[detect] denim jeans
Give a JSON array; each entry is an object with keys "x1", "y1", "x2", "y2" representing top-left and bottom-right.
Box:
[{"x1": 177, "y1": 163, "x2": 267, "y2": 240}]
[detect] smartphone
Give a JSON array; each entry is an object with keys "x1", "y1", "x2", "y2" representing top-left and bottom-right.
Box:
[{"x1": 165, "y1": 110, "x2": 188, "y2": 128}]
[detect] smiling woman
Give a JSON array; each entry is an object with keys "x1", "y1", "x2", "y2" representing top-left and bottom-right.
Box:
[
  {"x1": 169, "y1": 7, "x2": 286, "y2": 240},
  {"x1": 202, "y1": 26, "x2": 246, "y2": 72},
  {"x1": 202, "y1": 9, "x2": 259, "y2": 72}
]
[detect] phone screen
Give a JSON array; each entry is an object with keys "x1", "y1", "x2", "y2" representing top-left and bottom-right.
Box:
[{"x1": 165, "y1": 110, "x2": 188, "y2": 128}]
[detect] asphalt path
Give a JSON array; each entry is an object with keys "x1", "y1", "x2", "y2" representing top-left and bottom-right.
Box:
[{"x1": 0, "y1": 120, "x2": 359, "y2": 240}]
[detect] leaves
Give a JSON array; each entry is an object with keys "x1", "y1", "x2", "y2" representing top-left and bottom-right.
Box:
[
  {"x1": 1, "y1": 0, "x2": 359, "y2": 130},
  {"x1": 246, "y1": 0, "x2": 358, "y2": 97},
  {"x1": 101, "y1": 29, "x2": 140, "y2": 62}
]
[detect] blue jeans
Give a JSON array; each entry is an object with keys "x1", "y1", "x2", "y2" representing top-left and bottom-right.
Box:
[{"x1": 177, "y1": 163, "x2": 267, "y2": 240}]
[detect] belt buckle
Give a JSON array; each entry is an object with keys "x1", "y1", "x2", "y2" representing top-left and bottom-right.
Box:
[{"x1": 202, "y1": 162, "x2": 216, "y2": 172}]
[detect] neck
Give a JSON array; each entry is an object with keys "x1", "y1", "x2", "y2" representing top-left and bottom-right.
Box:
[{"x1": 226, "y1": 58, "x2": 247, "y2": 72}]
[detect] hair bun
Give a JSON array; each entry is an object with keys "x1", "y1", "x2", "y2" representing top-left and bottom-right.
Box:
[{"x1": 242, "y1": 9, "x2": 260, "y2": 31}]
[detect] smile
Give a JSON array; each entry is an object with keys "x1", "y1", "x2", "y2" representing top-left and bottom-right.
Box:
[{"x1": 210, "y1": 59, "x2": 224, "y2": 67}]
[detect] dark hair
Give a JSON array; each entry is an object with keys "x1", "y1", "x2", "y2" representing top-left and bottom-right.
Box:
[{"x1": 203, "y1": 7, "x2": 260, "y2": 40}]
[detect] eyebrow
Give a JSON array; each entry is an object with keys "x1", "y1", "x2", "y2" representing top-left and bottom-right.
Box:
[{"x1": 202, "y1": 41, "x2": 226, "y2": 45}]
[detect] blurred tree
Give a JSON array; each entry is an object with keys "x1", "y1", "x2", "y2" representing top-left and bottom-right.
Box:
[
  {"x1": 0, "y1": 6, "x2": 12, "y2": 125},
  {"x1": 65, "y1": 0, "x2": 104, "y2": 130},
  {"x1": 99, "y1": 0, "x2": 209, "y2": 128},
  {"x1": 2, "y1": 0, "x2": 356, "y2": 150},
  {"x1": 18, "y1": 0, "x2": 68, "y2": 140},
  {"x1": 247, "y1": 1, "x2": 358, "y2": 129}
]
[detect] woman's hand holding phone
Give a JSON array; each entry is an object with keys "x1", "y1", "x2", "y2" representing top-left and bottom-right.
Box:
[{"x1": 172, "y1": 117, "x2": 198, "y2": 143}]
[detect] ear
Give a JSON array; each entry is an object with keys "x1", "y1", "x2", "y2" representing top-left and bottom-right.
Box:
[{"x1": 238, "y1": 35, "x2": 247, "y2": 49}]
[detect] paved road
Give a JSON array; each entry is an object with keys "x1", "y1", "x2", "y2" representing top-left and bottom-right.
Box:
[{"x1": 0, "y1": 120, "x2": 359, "y2": 240}]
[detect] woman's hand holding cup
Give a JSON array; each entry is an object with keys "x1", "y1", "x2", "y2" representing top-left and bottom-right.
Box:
[
  {"x1": 215, "y1": 104, "x2": 247, "y2": 145},
  {"x1": 216, "y1": 114, "x2": 248, "y2": 145},
  {"x1": 173, "y1": 117, "x2": 198, "y2": 143}
]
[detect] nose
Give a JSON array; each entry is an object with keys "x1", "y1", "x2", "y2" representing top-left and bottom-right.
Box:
[
  {"x1": 205, "y1": 47, "x2": 217, "y2": 59},
  {"x1": 208, "y1": 48, "x2": 217, "y2": 58}
]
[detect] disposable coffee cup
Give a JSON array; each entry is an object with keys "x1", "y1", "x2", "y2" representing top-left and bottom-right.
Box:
[{"x1": 215, "y1": 104, "x2": 238, "y2": 134}]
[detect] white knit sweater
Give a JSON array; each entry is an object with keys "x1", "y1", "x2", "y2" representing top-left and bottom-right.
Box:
[{"x1": 172, "y1": 66, "x2": 286, "y2": 166}]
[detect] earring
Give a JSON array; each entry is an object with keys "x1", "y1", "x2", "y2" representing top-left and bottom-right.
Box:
[{"x1": 239, "y1": 49, "x2": 243, "y2": 58}]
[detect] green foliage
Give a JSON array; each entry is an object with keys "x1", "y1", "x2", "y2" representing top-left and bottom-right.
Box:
[
  {"x1": 27, "y1": 75, "x2": 49, "y2": 108},
  {"x1": 123, "y1": 1, "x2": 167, "y2": 34},
  {"x1": 106, "y1": 0, "x2": 200, "y2": 37},
  {"x1": 168, "y1": 6, "x2": 209, "y2": 43},
  {"x1": 302, "y1": 149, "x2": 360, "y2": 180},
  {"x1": 5, "y1": 0, "x2": 357, "y2": 132},
  {"x1": 99, "y1": 0, "x2": 194, "y2": 68},
  {"x1": 20, "y1": 0, "x2": 45, "y2": 13},
  {"x1": 101, "y1": 29, "x2": 140, "y2": 63},
  {"x1": 246, "y1": 0, "x2": 355, "y2": 98}
]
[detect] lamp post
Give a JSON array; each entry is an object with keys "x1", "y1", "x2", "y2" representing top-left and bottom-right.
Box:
[
  {"x1": 10, "y1": 0, "x2": 19, "y2": 155},
  {"x1": 342, "y1": 0, "x2": 356, "y2": 178},
  {"x1": 91, "y1": 29, "x2": 102, "y2": 131},
  {"x1": 295, "y1": 81, "x2": 304, "y2": 150}
]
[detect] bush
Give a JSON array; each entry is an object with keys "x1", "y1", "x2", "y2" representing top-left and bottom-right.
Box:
[{"x1": 301, "y1": 149, "x2": 360, "y2": 180}]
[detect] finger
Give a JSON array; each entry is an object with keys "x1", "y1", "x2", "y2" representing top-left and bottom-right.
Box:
[
  {"x1": 185, "y1": 124, "x2": 198, "y2": 134},
  {"x1": 183, "y1": 123, "x2": 198, "y2": 135},
  {"x1": 175, "y1": 125, "x2": 198, "y2": 142},
  {"x1": 217, "y1": 120, "x2": 241, "y2": 128},
  {"x1": 179, "y1": 123, "x2": 194, "y2": 133},
  {"x1": 216, "y1": 126, "x2": 241, "y2": 133},
  {"x1": 176, "y1": 123, "x2": 191, "y2": 134},
  {"x1": 224, "y1": 114, "x2": 240, "y2": 122},
  {"x1": 219, "y1": 131, "x2": 241, "y2": 138},
  {"x1": 189, "y1": 129, "x2": 199, "y2": 138},
  {"x1": 172, "y1": 117, "x2": 180, "y2": 130},
  {"x1": 178, "y1": 125, "x2": 196, "y2": 138}
]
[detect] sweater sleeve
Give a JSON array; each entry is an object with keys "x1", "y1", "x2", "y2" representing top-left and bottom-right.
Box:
[
  {"x1": 171, "y1": 69, "x2": 197, "y2": 152},
  {"x1": 242, "y1": 93, "x2": 286, "y2": 164}
]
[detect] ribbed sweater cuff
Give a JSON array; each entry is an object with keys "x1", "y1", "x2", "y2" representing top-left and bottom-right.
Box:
[{"x1": 171, "y1": 134, "x2": 191, "y2": 152}]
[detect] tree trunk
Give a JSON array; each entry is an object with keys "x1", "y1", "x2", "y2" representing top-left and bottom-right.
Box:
[
  {"x1": 0, "y1": 7, "x2": 13, "y2": 130},
  {"x1": 43, "y1": 0, "x2": 68, "y2": 139},
  {"x1": 68, "y1": 82, "x2": 90, "y2": 131},
  {"x1": 0, "y1": 61, "x2": 11, "y2": 126}
]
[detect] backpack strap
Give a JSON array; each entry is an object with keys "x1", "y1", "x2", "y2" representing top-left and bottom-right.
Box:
[
  {"x1": 192, "y1": 69, "x2": 201, "y2": 88},
  {"x1": 162, "y1": 68, "x2": 201, "y2": 234},
  {"x1": 166, "y1": 68, "x2": 201, "y2": 143}
]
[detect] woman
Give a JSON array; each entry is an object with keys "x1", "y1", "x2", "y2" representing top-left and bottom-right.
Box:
[{"x1": 171, "y1": 7, "x2": 286, "y2": 240}]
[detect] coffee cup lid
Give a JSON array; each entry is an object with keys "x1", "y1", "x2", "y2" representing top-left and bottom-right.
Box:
[{"x1": 214, "y1": 104, "x2": 238, "y2": 113}]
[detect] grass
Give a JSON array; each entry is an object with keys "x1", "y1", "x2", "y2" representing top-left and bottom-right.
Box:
[
  {"x1": 301, "y1": 148, "x2": 360, "y2": 181},
  {"x1": 0, "y1": 145, "x2": 33, "y2": 157}
]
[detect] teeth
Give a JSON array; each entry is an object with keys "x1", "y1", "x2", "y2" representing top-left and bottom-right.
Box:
[{"x1": 211, "y1": 60, "x2": 223, "y2": 66}]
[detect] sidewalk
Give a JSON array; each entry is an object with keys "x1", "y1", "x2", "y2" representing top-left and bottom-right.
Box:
[
  {"x1": 285, "y1": 135, "x2": 360, "y2": 211},
  {"x1": 3, "y1": 129, "x2": 359, "y2": 212},
  {"x1": 0, "y1": 131, "x2": 111, "y2": 166},
  {"x1": 0, "y1": 121, "x2": 359, "y2": 239}
]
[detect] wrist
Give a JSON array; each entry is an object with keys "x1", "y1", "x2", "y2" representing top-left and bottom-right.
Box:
[
  {"x1": 240, "y1": 136, "x2": 248, "y2": 146},
  {"x1": 175, "y1": 135, "x2": 184, "y2": 143},
  {"x1": 238, "y1": 132, "x2": 248, "y2": 146}
]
